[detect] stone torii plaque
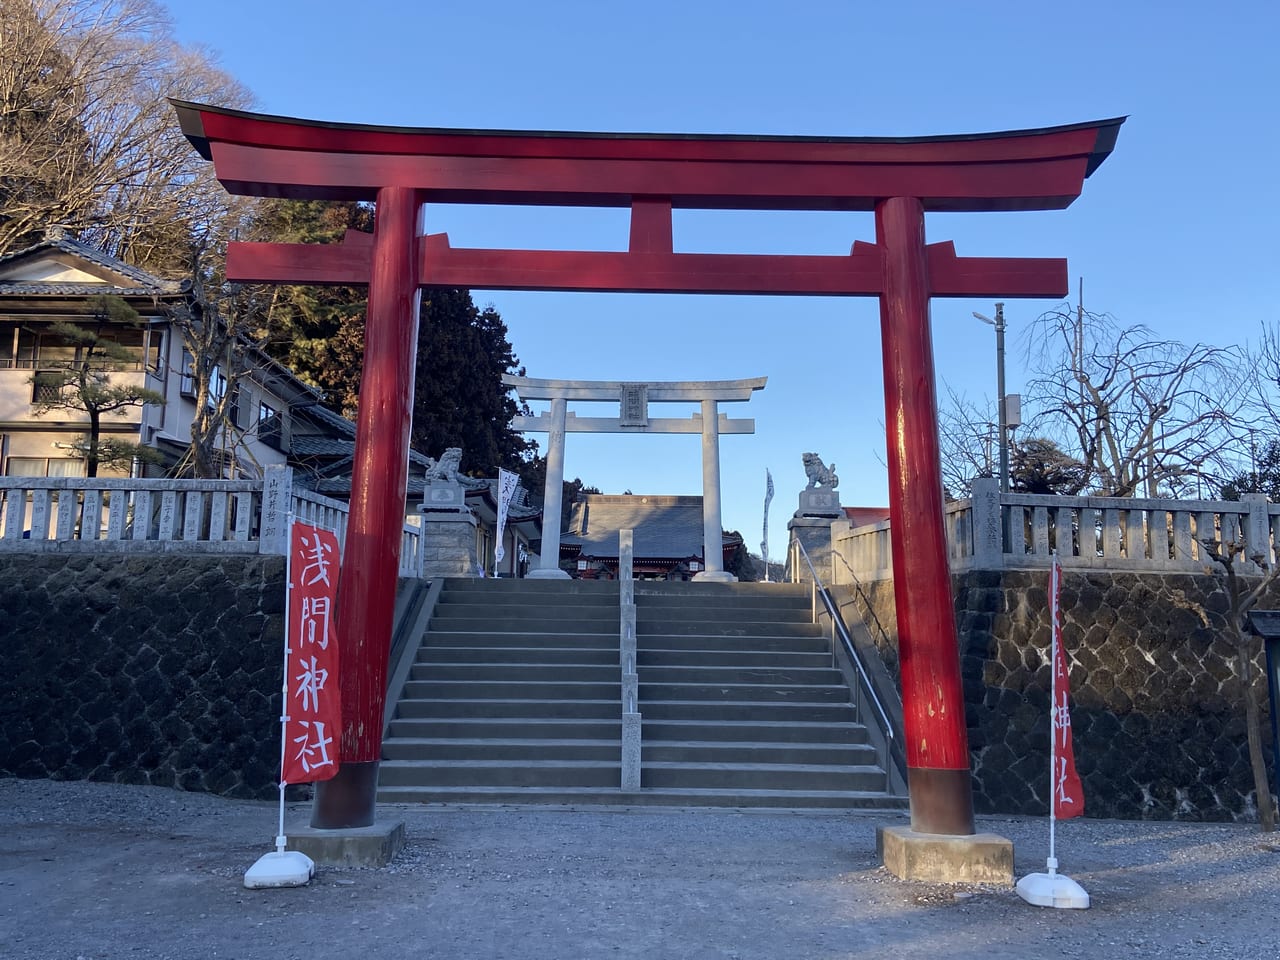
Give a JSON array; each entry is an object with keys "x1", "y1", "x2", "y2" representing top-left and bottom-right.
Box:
[{"x1": 503, "y1": 375, "x2": 766, "y2": 582}]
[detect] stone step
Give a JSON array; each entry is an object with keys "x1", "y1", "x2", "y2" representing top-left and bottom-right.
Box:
[
  {"x1": 410, "y1": 663, "x2": 619, "y2": 683},
  {"x1": 395, "y1": 697, "x2": 621, "y2": 720},
  {"x1": 441, "y1": 578, "x2": 618, "y2": 597},
  {"x1": 430, "y1": 615, "x2": 620, "y2": 634},
  {"x1": 376, "y1": 784, "x2": 906, "y2": 810},
  {"x1": 641, "y1": 700, "x2": 857, "y2": 723},
  {"x1": 642, "y1": 761, "x2": 887, "y2": 792},
  {"x1": 423, "y1": 631, "x2": 618, "y2": 649},
  {"x1": 435, "y1": 609, "x2": 624, "y2": 624},
  {"x1": 637, "y1": 648, "x2": 832, "y2": 669},
  {"x1": 633, "y1": 582, "x2": 808, "y2": 600},
  {"x1": 636, "y1": 603, "x2": 812, "y2": 622},
  {"x1": 402, "y1": 679, "x2": 621, "y2": 701},
  {"x1": 637, "y1": 634, "x2": 829, "y2": 653},
  {"x1": 440, "y1": 589, "x2": 619, "y2": 607},
  {"x1": 642, "y1": 718, "x2": 868, "y2": 745},
  {"x1": 637, "y1": 620, "x2": 822, "y2": 638},
  {"x1": 380, "y1": 759, "x2": 620, "y2": 788},
  {"x1": 639, "y1": 665, "x2": 844, "y2": 685},
  {"x1": 640, "y1": 681, "x2": 850, "y2": 703},
  {"x1": 641, "y1": 740, "x2": 876, "y2": 766},
  {"x1": 382, "y1": 738, "x2": 620, "y2": 762},
  {"x1": 386, "y1": 717, "x2": 622, "y2": 741},
  {"x1": 419, "y1": 645, "x2": 620, "y2": 665}
]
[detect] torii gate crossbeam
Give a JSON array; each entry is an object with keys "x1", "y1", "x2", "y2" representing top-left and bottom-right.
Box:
[{"x1": 172, "y1": 100, "x2": 1122, "y2": 841}]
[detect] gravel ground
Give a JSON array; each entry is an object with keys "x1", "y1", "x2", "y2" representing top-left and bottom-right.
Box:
[{"x1": 2, "y1": 777, "x2": 1278, "y2": 960}]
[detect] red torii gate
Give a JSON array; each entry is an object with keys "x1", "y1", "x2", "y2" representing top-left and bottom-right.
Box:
[{"x1": 173, "y1": 101, "x2": 1121, "y2": 836}]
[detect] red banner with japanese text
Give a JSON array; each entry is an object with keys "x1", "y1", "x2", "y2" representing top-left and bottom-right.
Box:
[
  {"x1": 281, "y1": 520, "x2": 342, "y2": 784},
  {"x1": 1050, "y1": 555, "x2": 1084, "y2": 819}
]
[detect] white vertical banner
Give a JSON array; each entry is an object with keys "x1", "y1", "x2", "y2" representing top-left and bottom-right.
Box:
[{"x1": 494, "y1": 469, "x2": 519, "y2": 564}]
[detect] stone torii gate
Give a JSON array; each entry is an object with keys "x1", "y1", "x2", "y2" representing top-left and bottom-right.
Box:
[
  {"x1": 503, "y1": 374, "x2": 766, "y2": 582},
  {"x1": 171, "y1": 99, "x2": 1122, "y2": 859}
]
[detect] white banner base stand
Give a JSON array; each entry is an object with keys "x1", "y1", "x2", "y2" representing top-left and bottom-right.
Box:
[
  {"x1": 1016, "y1": 858, "x2": 1089, "y2": 909},
  {"x1": 244, "y1": 836, "x2": 315, "y2": 889}
]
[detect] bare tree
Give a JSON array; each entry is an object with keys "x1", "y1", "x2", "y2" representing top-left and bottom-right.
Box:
[
  {"x1": 166, "y1": 267, "x2": 263, "y2": 479},
  {"x1": 0, "y1": 0, "x2": 253, "y2": 269},
  {"x1": 1023, "y1": 304, "x2": 1247, "y2": 498},
  {"x1": 1201, "y1": 538, "x2": 1279, "y2": 832},
  {"x1": 936, "y1": 383, "x2": 998, "y2": 498}
]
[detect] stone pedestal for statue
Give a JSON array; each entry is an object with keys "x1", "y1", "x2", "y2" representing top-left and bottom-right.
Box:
[
  {"x1": 796, "y1": 487, "x2": 842, "y2": 519},
  {"x1": 786, "y1": 516, "x2": 838, "y2": 584},
  {"x1": 418, "y1": 480, "x2": 479, "y2": 579},
  {"x1": 422, "y1": 479, "x2": 467, "y2": 512}
]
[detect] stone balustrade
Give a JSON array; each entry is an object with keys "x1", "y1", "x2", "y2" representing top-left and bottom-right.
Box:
[
  {"x1": 831, "y1": 477, "x2": 1275, "y2": 584},
  {"x1": 0, "y1": 466, "x2": 425, "y2": 577}
]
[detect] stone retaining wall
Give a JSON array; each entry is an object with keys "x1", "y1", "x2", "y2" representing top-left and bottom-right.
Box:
[
  {"x1": 836, "y1": 570, "x2": 1278, "y2": 821},
  {"x1": 0, "y1": 555, "x2": 287, "y2": 799}
]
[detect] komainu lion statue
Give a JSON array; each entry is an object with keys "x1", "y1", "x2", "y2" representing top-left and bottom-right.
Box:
[
  {"x1": 424, "y1": 447, "x2": 465, "y2": 482},
  {"x1": 802, "y1": 452, "x2": 838, "y2": 490},
  {"x1": 424, "y1": 447, "x2": 488, "y2": 488}
]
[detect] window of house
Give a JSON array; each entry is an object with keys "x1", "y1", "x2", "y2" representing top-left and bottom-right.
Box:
[
  {"x1": 180, "y1": 349, "x2": 195, "y2": 397},
  {"x1": 257, "y1": 399, "x2": 285, "y2": 451},
  {"x1": 31, "y1": 371, "x2": 65, "y2": 403},
  {"x1": 209, "y1": 365, "x2": 227, "y2": 410},
  {"x1": 4, "y1": 457, "x2": 85, "y2": 477},
  {"x1": 144, "y1": 327, "x2": 163, "y2": 372},
  {"x1": 0, "y1": 323, "x2": 19, "y2": 368}
]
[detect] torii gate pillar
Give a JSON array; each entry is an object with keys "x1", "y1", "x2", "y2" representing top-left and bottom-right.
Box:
[
  {"x1": 311, "y1": 186, "x2": 422, "y2": 828},
  {"x1": 877, "y1": 196, "x2": 973, "y2": 831}
]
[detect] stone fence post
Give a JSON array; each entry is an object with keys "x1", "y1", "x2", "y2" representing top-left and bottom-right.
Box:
[
  {"x1": 259, "y1": 465, "x2": 293, "y2": 556},
  {"x1": 1242, "y1": 493, "x2": 1271, "y2": 566},
  {"x1": 970, "y1": 477, "x2": 1003, "y2": 569}
]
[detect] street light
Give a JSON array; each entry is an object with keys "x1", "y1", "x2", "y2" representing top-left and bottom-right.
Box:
[{"x1": 972, "y1": 303, "x2": 1008, "y2": 495}]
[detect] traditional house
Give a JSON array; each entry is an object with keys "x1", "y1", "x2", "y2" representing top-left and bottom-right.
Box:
[{"x1": 0, "y1": 229, "x2": 347, "y2": 478}]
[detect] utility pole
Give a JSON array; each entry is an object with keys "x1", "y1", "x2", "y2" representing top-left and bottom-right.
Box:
[{"x1": 973, "y1": 303, "x2": 1009, "y2": 494}]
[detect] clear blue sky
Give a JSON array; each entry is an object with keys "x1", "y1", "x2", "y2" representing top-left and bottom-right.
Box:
[{"x1": 167, "y1": 0, "x2": 1278, "y2": 561}]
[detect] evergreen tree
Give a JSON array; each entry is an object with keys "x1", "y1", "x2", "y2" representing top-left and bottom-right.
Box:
[
  {"x1": 248, "y1": 199, "x2": 374, "y2": 415},
  {"x1": 1220, "y1": 439, "x2": 1280, "y2": 501},
  {"x1": 411, "y1": 287, "x2": 538, "y2": 476}
]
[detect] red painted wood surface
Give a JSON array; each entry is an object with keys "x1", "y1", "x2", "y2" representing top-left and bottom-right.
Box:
[
  {"x1": 876, "y1": 196, "x2": 971, "y2": 774},
  {"x1": 333, "y1": 186, "x2": 422, "y2": 763},
  {"x1": 173, "y1": 100, "x2": 1121, "y2": 213},
  {"x1": 226, "y1": 232, "x2": 1066, "y2": 298}
]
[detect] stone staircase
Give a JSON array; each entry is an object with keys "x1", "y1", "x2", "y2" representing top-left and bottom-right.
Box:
[{"x1": 378, "y1": 577, "x2": 901, "y2": 808}]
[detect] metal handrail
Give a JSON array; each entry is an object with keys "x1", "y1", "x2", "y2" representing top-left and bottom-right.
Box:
[{"x1": 790, "y1": 537, "x2": 895, "y2": 754}]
